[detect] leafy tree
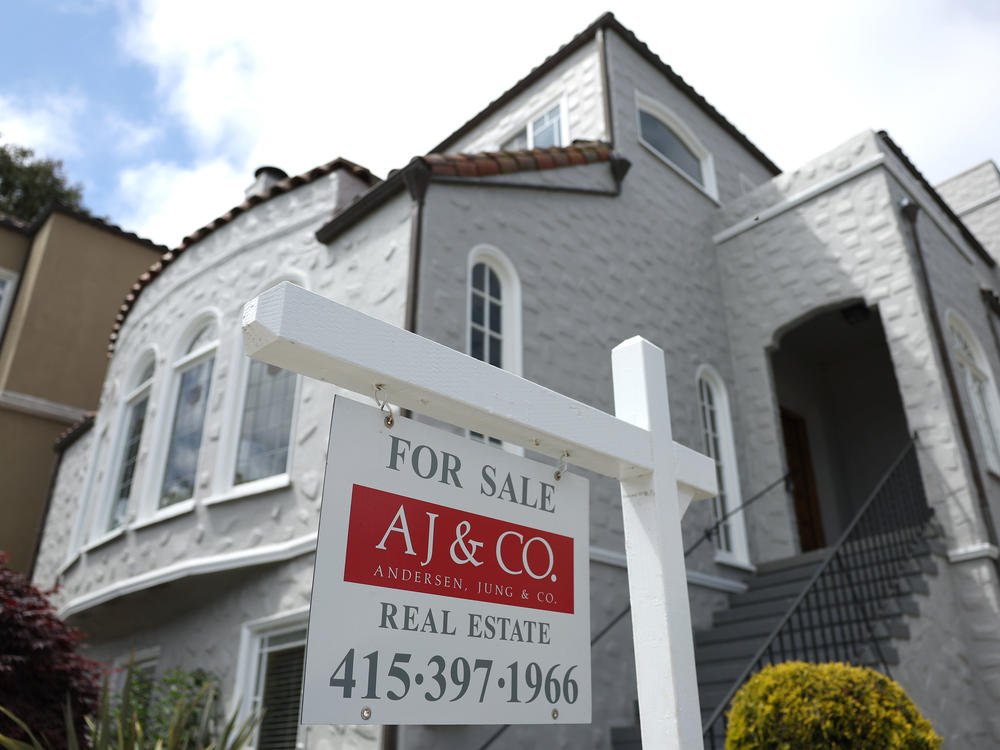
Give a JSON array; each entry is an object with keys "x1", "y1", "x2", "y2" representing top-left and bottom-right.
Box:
[
  {"x1": 0, "y1": 140, "x2": 84, "y2": 224},
  {"x1": 0, "y1": 553, "x2": 101, "y2": 750}
]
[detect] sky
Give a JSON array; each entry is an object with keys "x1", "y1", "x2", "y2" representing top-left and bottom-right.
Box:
[{"x1": 1, "y1": 0, "x2": 998, "y2": 248}]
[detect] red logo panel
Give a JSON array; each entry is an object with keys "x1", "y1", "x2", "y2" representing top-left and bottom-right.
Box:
[{"x1": 343, "y1": 485, "x2": 574, "y2": 614}]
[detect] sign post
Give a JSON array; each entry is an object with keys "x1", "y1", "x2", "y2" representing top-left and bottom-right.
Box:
[{"x1": 243, "y1": 282, "x2": 716, "y2": 749}]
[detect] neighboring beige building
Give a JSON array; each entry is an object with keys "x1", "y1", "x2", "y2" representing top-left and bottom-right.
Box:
[{"x1": 0, "y1": 205, "x2": 164, "y2": 573}]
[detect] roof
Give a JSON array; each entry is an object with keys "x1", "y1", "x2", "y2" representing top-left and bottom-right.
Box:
[
  {"x1": 35, "y1": 202, "x2": 167, "y2": 252},
  {"x1": 54, "y1": 413, "x2": 95, "y2": 453},
  {"x1": 432, "y1": 12, "x2": 780, "y2": 177},
  {"x1": 107, "y1": 157, "x2": 378, "y2": 356},
  {"x1": 876, "y1": 131, "x2": 996, "y2": 268},
  {"x1": 424, "y1": 141, "x2": 610, "y2": 177},
  {"x1": 0, "y1": 210, "x2": 27, "y2": 234},
  {"x1": 316, "y1": 142, "x2": 617, "y2": 243}
]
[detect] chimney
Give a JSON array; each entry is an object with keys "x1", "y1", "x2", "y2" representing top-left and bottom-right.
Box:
[{"x1": 245, "y1": 166, "x2": 288, "y2": 199}]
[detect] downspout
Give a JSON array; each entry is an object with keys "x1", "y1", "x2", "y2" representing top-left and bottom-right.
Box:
[
  {"x1": 402, "y1": 158, "x2": 431, "y2": 334},
  {"x1": 899, "y1": 197, "x2": 1000, "y2": 559}
]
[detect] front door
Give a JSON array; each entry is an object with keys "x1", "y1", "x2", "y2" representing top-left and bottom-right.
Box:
[{"x1": 781, "y1": 408, "x2": 826, "y2": 551}]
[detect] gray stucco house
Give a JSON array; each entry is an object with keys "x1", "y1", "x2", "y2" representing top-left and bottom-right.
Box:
[{"x1": 32, "y1": 12, "x2": 1000, "y2": 749}]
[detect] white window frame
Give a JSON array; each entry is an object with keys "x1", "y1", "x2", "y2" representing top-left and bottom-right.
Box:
[
  {"x1": 97, "y1": 351, "x2": 158, "y2": 538},
  {"x1": 212, "y1": 276, "x2": 305, "y2": 503},
  {"x1": 635, "y1": 91, "x2": 718, "y2": 201},
  {"x1": 696, "y1": 364, "x2": 751, "y2": 568},
  {"x1": 142, "y1": 312, "x2": 220, "y2": 520},
  {"x1": 947, "y1": 310, "x2": 1000, "y2": 475},
  {"x1": 466, "y1": 245, "x2": 522, "y2": 377},
  {"x1": 0, "y1": 267, "x2": 18, "y2": 336},
  {"x1": 233, "y1": 608, "x2": 309, "y2": 750},
  {"x1": 498, "y1": 97, "x2": 569, "y2": 151}
]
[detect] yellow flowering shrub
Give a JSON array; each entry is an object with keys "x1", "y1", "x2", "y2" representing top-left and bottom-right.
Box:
[{"x1": 725, "y1": 661, "x2": 941, "y2": 750}]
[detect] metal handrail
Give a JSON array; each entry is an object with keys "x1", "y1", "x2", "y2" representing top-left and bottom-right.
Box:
[{"x1": 702, "y1": 438, "x2": 932, "y2": 745}]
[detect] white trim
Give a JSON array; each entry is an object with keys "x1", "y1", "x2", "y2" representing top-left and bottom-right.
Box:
[
  {"x1": 947, "y1": 309, "x2": 1000, "y2": 474},
  {"x1": 696, "y1": 364, "x2": 751, "y2": 566},
  {"x1": 0, "y1": 267, "x2": 18, "y2": 337},
  {"x1": 714, "y1": 150, "x2": 978, "y2": 267},
  {"x1": 714, "y1": 152, "x2": 886, "y2": 243},
  {"x1": 947, "y1": 541, "x2": 999, "y2": 563},
  {"x1": 129, "y1": 498, "x2": 195, "y2": 530},
  {"x1": 203, "y1": 473, "x2": 291, "y2": 506},
  {"x1": 635, "y1": 90, "x2": 718, "y2": 202},
  {"x1": 81, "y1": 527, "x2": 126, "y2": 554},
  {"x1": 952, "y1": 188, "x2": 1000, "y2": 217},
  {"x1": 58, "y1": 532, "x2": 318, "y2": 619},
  {"x1": 589, "y1": 546, "x2": 627, "y2": 567},
  {"x1": 66, "y1": 422, "x2": 109, "y2": 563},
  {"x1": 686, "y1": 569, "x2": 748, "y2": 593},
  {"x1": 466, "y1": 245, "x2": 523, "y2": 377},
  {"x1": 0, "y1": 389, "x2": 87, "y2": 423},
  {"x1": 588, "y1": 546, "x2": 748, "y2": 592}
]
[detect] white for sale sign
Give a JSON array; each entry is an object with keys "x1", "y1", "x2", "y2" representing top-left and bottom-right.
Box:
[{"x1": 301, "y1": 396, "x2": 591, "y2": 726}]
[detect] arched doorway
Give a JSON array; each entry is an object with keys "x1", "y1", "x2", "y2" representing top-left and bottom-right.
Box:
[{"x1": 770, "y1": 302, "x2": 911, "y2": 551}]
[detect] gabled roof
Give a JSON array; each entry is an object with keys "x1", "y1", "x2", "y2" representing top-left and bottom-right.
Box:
[
  {"x1": 315, "y1": 142, "x2": 618, "y2": 243},
  {"x1": 0, "y1": 202, "x2": 165, "y2": 251},
  {"x1": 432, "y1": 11, "x2": 780, "y2": 176},
  {"x1": 107, "y1": 157, "x2": 378, "y2": 356}
]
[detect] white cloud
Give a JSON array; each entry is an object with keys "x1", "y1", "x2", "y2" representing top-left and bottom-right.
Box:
[
  {"x1": 102, "y1": 0, "x2": 1000, "y2": 242},
  {"x1": 0, "y1": 92, "x2": 86, "y2": 159},
  {"x1": 116, "y1": 159, "x2": 247, "y2": 247},
  {"x1": 103, "y1": 113, "x2": 162, "y2": 157}
]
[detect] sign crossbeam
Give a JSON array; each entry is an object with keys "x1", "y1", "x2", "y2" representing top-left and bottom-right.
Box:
[{"x1": 243, "y1": 282, "x2": 716, "y2": 504}]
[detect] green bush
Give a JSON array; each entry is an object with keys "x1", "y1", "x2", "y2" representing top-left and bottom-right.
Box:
[
  {"x1": 726, "y1": 661, "x2": 941, "y2": 750},
  {"x1": 0, "y1": 660, "x2": 259, "y2": 750}
]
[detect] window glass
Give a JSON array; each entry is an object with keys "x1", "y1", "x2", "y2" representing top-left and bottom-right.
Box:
[
  {"x1": 698, "y1": 377, "x2": 732, "y2": 552},
  {"x1": 108, "y1": 395, "x2": 148, "y2": 530},
  {"x1": 234, "y1": 361, "x2": 296, "y2": 485},
  {"x1": 107, "y1": 362, "x2": 155, "y2": 531},
  {"x1": 252, "y1": 629, "x2": 306, "y2": 750},
  {"x1": 470, "y1": 262, "x2": 502, "y2": 368},
  {"x1": 531, "y1": 105, "x2": 561, "y2": 148},
  {"x1": 161, "y1": 357, "x2": 214, "y2": 506},
  {"x1": 639, "y1": 110, "x2": 702, "y2": 185},
  {"x1": 0, "y1": 271, "x2": 17, "y2": 333}
]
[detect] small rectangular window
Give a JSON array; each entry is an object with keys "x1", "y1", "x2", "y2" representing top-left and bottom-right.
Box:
[
  {"x1": 252, "y1": 629, "x2": 306, "y2": 750},
  {"x1": 108, "y1": 395, "x2": 149, "y2": 530},
  {"x1": 500, "y1": 104, "x2": 562, "y2": 151}
]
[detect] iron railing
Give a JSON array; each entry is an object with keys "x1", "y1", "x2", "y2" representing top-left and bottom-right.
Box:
[{"x1": 702, "y1": 440, "x2": 933, "y2": 748}]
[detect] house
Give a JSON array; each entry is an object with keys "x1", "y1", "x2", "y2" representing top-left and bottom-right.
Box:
[
  {"x1": 0, "y1": 205, "x2": 164, "y2": 574},
  {"x1": 30, "y1": 12, "x2": 1000, "y2": 749}
]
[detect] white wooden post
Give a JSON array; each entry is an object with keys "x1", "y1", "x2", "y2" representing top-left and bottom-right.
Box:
[
  {"x1": 242, "y1": 283, "x2": 714, "y2": 749},
  {"x1": 613, "y1": 337, "x2": 703, "y2": 750}
]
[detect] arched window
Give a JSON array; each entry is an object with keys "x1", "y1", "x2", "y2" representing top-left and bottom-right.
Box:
[
  {"x1": 160, "y1": 320, "x2": 217, "y2": 507},
  {"x1": 636, "y1": 92, "x2": 718, "y2": 200},
  {"x1": 105, "y1": 356, "x2": 155, "y2": 531},
  {"x1": 467, "y1": 246, "x2": 521, "y2": 375},
  {"x1": 949, "y1": 311, "x2": 1000, "y2": 473},
  {"x1": 696, "y1": 366, "x2": 749, "y2": 565}
]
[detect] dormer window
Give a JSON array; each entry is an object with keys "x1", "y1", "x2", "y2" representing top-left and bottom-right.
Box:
[
  {"x1": 501, "y1": 103, "x2": 564, "y2": 151},
  {"x1": 635, "y1": 92, "x2": 718, "y2": 200}
]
